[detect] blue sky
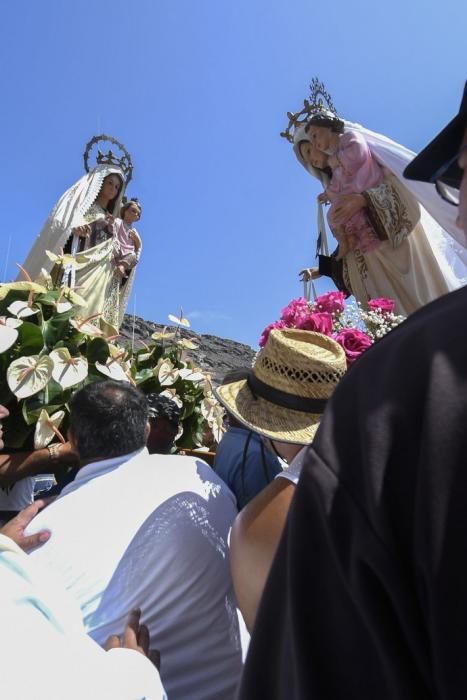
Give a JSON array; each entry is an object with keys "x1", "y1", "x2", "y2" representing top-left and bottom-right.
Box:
[{"x1": 2, "y1": 0, "x2": 466, "y2": 347}]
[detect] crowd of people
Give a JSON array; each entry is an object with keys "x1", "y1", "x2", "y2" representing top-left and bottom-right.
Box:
[{"x1": 0, "y1": 81, "x2": 466, "y2": 699}]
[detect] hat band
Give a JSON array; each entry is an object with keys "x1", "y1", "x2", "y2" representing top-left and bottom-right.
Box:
[{"x1": 247, "y1": 371, "x2": 327, "y2": 414}]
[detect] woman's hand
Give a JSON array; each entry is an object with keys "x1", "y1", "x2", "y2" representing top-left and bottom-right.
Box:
[{"x1": 331, "y1": 194, "x2": 366, "y2": 222}]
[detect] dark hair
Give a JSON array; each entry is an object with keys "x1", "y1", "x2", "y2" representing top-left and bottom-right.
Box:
[
  {"x1": 121, "y1": 199, "x2": 142, "y2": 221},
  {"x1": 147, "y1": 393, "x2": 181, "y2": 427},
  {"x1": 305, "y1": 113, "x2": 345, "y2": 134},
  {"x1": 69, "y1": 380, "x2": 148, "y2": 461}
]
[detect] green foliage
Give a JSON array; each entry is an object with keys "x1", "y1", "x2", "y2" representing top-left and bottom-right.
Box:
[{"x1": 0, "y1": 280, "x2": 224, "y2": 451}]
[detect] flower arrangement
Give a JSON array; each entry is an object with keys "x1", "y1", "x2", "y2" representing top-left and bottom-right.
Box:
[
  {"x1": 0, "y1": 271, "x2": 224, "y2": 452},
  {"x1": 259, "y1": 292, "x2": 404, "y2": 366}
]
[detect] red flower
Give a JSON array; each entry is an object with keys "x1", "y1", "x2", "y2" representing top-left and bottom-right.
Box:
[
  {"x1": 367, "y1": 298, "x2": 395, "y2": 314},
  {"x1": 314, "y1": 291, "x2": 345, "y2": 314},
  {"x1": 333, "y1": 328, "x2": 372, "y2": 365},
  {"x1": 259, "y1": 320, "x2": 288, "y2": 348},
  {"x1": 295, "y1": 312, "x2": 333, "y2": 335},
  {"x1": 280, "y1": 297, "x2": 310, "y2": 325}
]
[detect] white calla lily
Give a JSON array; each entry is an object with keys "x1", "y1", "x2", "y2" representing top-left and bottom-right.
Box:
[
  {"x1": 50, "y1": 348, "x2": 88, "y2": 389},
  {"x1": 0, "y1": 316, "x2": 23, "y2": 329},
  {"x1": 210, "y1": 416, "x2": 225, "y2": 443},
  {"x1": 178, "y1": 368, "x2": 205, "y2": 383},
  {"x1": 95, "y1": 358, "x2": 131, "y2": 382},
  {"x1": 168, "y1": 313, "x2": 190, "y2": 328},
  {"x1": 176, "y1": 338, "x2": 199, "y2": 350},
  {"x1": 7, "y1": 300, "x2": 39, "y2": 319},
  {"x1": 7, "y1": 355, "x2": 53, "y2": 399},
  {"x1": 159, "y1": 389, "x2": 184, "y2": 409},
  {"x1": 69, "y1": 317, "x2": 103, "y2": 336},
  {"x1": 152, "y1": 328, "x2": 176, "y2": 341},
  {"x1": 158, "y1": 360, "x2": 180, "y2": 386},
  {"x1": 200, "y1": 397, "x2": 220, "y2": 422},
  {"x1": 34, "y1": 409, "x2": 66, "y2": 449},
  {"x1": 0, "y1": 325, "x2": 19, "y2": 353},
  {"x1": 56, "y1": 300, "x2": 73, "y2": 314}
]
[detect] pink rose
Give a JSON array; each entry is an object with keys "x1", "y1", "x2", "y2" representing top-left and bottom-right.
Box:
[
  {"x1": 333, "y1": 327, "x2": 372, "y2": 365},
  {"x1": 314, "y1": 291, "x2": 345, "y2": 314},
  {"x1": 280, "y1": 297, "x2": 310, "y2": 325},
  {"x1": 295, "y1": 312, "x2": 333, "y2": 335},
  {"x1": 259, "y1": 320, "x2": 288, "y2": 348},
  {"x1": 367, "y1": 297, "x2": 395, "y2": 315}
]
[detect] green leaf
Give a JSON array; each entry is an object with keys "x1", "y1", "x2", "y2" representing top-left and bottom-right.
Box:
[
  {"x1": 135, "y1": 368, "x2": 155, "y2": 386},
  {"x1": 43, "y1": 307, "x2": 76, "y2": 348},
  {"x1": 86, "y1": 337, "x2": 110, "y2": 365},
  {"x1": 16, "y1": 321, "x2": 44, "y2": 356},
  {"x1": 2, "y1": 404, "x2": 33, "y2": 450}
]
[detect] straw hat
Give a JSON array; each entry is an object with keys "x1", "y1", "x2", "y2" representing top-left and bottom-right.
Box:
[{"x1": 216, "y1": 328, "x2": 347, "y2": 445}]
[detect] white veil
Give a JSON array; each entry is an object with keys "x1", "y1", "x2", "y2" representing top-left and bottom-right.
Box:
[
  {"x1": 20, "y1": 163, "x2": 126, "y2": 281},
  {"x1": 292, "y1": 121, "x2": 467, "y2": 288}
]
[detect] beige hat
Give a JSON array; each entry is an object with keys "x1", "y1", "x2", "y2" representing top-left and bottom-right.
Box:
[{"x1": 216, "y1": 328, "x2": 347, "y2": 445}]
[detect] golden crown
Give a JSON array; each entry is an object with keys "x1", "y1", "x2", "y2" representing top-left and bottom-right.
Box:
[
  {"x1": 280, "y1": 78, "x2": 338, "y2": 143},
  {"x1": 83, "y1": 134, "x2": 134, "y2": 184}
]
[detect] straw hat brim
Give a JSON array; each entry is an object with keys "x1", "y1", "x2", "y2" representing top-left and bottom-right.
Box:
[{"x1": 216, "y1": 378, "x2": 322, "y2": 445}]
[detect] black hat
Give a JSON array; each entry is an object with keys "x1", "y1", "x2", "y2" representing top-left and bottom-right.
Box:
[{"x1": 404, "y1": 82, "x2": 467, "y2": 188}]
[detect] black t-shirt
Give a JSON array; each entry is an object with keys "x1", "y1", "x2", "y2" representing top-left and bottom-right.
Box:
[{"x1": 239, "y1": 285, "x2": 467, "y2": 699}]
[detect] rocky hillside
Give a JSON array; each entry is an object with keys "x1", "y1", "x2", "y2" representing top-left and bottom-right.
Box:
[{"x1": 120, "y1": 314, "x2": 256, "y2": 384}]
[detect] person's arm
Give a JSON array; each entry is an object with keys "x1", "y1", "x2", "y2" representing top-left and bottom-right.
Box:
[
  {"x1": 230, "y1": 476, "x2": 295, "y2": 631},
  {"x1": 0, "y1": 442, "x2": 79, "y2": 488}
]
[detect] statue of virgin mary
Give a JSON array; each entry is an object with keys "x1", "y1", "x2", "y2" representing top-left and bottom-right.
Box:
[
  {"x1": 285, "y1": 81, "x2": 467, "y2": 316},
  {"x1": 19, "y1": 136, "x2": 138, "y2": 334}
]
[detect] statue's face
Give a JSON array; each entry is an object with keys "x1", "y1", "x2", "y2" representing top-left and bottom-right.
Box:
[
  {"x1": 102, "y1": 174, "x2": 121, "y2": 201},
  {"x1": 299, "y1": 141, "x2": 329, "y2": 170},
  {"x1": 307, "y1": 125, "x2": 334, "y2": 153},
  {"x1": 124, "y1": 203, "x2": 141, "y2": 224}
]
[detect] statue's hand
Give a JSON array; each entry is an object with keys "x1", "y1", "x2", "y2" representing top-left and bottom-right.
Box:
[
  {"x1": 73, "y1": 225, "x2": 91, "y2": 239},
  {"x1": 299, "y1": 267, "x2": 320, "y2": 282},
  {"x1": 331, "y1": 193, "x2": 366, "y2": 222}
]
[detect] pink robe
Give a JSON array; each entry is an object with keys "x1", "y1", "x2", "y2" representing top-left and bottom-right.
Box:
[{"x1": 327, "y1": 131, "x2": 384, "y2": 252}]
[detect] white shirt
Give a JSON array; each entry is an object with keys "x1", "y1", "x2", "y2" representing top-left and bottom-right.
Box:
[
  {"x1": 29, "y1": 449, "x2": 243, "y2": 700},
  {"x1": 275, "y1": 447, "x2": 307, "y2": 486},
  {"x1": 0, "y1": 534, "x2": 166, "y2": 700}
]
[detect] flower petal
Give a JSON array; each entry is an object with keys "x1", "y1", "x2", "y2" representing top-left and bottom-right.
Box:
[
  {"x1": 7, "y1": 355, "x2": 53, "y2": 399},
  {"x1": 7, "y1": 300, "x2": 39, "y2": 319},
  {"x1": 34, "y1": 409, "x2": 65, "y2": 449},
  {"x1": 50, "y1": 348, "x2": 88, "y2": 389},
  {"x1": 0, "y1": 325, "x2": 19, "y2": 353},
  {"x1": 158, "y1": 360, "x2": 180, "y2": 386}
]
